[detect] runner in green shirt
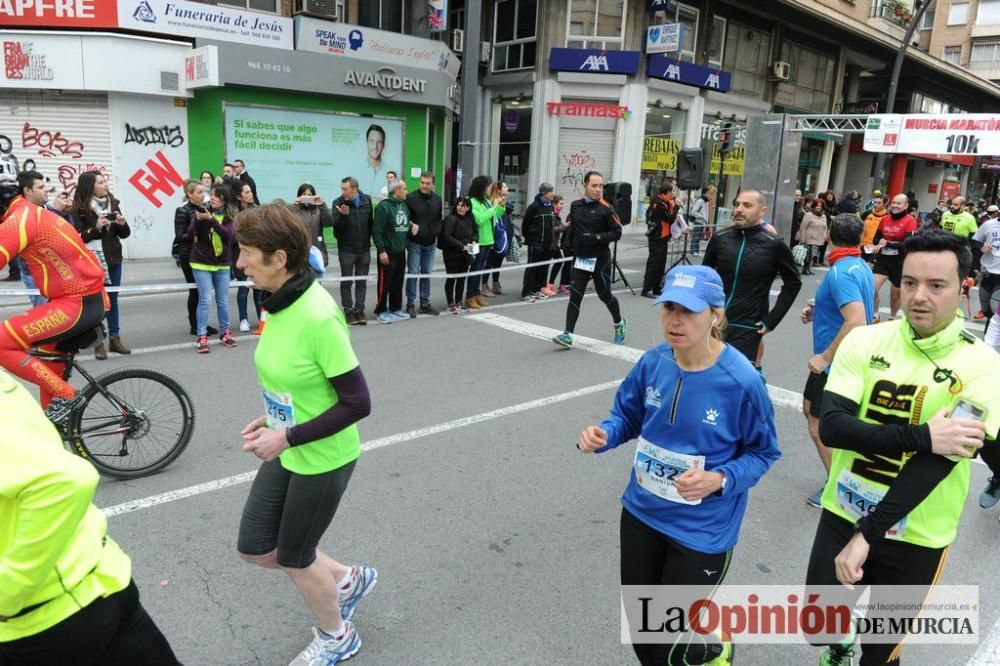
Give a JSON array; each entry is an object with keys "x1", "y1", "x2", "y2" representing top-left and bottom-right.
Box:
[
  {"x1": 0, "y1": 368, "x2": 178, "y2": 664},
  {"x1": 940, "y1": 196, "x2": 978, "y2": 240},
  {"x1": 234, "y1": 203, "x2": 378, "y2": 666},
  {"x1": 806, "y1": 230, "x2": 1000, "y2": 665}
]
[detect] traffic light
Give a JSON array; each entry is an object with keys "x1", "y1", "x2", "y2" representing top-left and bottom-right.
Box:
[{"x1": 719, "y1": 123, "x2": 734, "y2": 154}]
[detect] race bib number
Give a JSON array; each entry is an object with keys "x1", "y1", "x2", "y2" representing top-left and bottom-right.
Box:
[
  {"x1": 574, "y1": 257, "x2": 597, "y2": 272},
  {"x1": 835, "y1": 469, "x2": 906, "y2": 539},
  {"x1": 634, "y1": 438, "x2": 705, "y2": 505},
  {"x1": 882, "y1": 247, "x2": 899, "y2": 256},
  {"x1": 262, "y1": 388, "x2": 295, "y2": 429}
]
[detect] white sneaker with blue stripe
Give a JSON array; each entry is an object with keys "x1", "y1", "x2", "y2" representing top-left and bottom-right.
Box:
[
  {"x1": 339, "y1": 565, "x2": 379, "y2": 622},
  {"x1": 288, "y1": 623, "x2": 360, "y2": 666}
]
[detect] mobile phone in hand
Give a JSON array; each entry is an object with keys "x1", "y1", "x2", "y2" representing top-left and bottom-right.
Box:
[{"x1": 947, "y1": 399, "x2": 987, "y2": 461}]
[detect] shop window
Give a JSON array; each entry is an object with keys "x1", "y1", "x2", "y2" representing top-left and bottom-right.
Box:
[
  {"x1": 978, "y1": 0, "x2": 1000, "y2": 24},
  {"x1": 567, "y1": 0, "x2": 626, "y2": 50},
  {"x1": 493, "y1": 0, "x2": 537, "y2": 72},
  {"x1": 943, "y1": 45, "x2": 962, "y2": 65},
  {"x1": 217, "y1": 0, "x2": 277, "y2": 13},
  {"x1": 498, "y1": 101, "x2": 532, "y2": 214},
  {"x1": 651, "y1": 3, "x2": 699, "y2": 62},
  {"x1": 722, "y1": 22, "x2": 771, "y2": 97},
  {"x1": 359, "y1": 0, "x2": 405, "y2": 33},
  {"x1": 640, "y1": 105, "x2": 686, "y2": 200},
  {"x1": 948, "y1": 2, "x2": 970, "y2": 25},
  {"x1": 779, "y1": 41, "x2": 835, "y2": 112}
]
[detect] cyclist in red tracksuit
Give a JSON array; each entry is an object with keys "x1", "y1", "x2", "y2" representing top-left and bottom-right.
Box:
[{"x1": 0, "y1": 194, "x2": 108, "y2": 421}]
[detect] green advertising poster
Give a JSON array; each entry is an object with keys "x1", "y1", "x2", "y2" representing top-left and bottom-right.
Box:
[{"x1": 224, "y1": 104, "x2": 405, "y2": 203}]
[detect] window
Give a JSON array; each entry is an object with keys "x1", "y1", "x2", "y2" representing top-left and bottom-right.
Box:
[
  {"x1": 971, "y1": 40, "x2": 1000, "y2": 64},
  {"x1": 943, "y1": 45, "x2": 962, "y2": 64},
  {"x1": 567, "y1": 0, "x2": 627, "y2": 50},
  {"x1": 920, "y1": 9, "x2": 935, "y2": 30},
  {"x1": 675, "y1": 3, "x2": 698, "y2": 62},
  {"x1": 359, "y1": 0, "x2": 405, "y2": 32},
  {"x1": 707, "y1": 15, "x2": 727, "y2": 68},
  {"x1": 217, "y1": 0, "x2": 276, "y2": 12},
  {"x1": 723, "y1": 22, "x2": 771, "y2": 97},
  {"x1": 780, "y1": 41, "x2": 835, "y2": 112},
  {"x1": 493, "y1": 0, "x2": 537, "y2": 72},
  {"x1": 948, "y1": 2, "x2": 970, "y2": 25},
  {"x1": 978, "y1": 0, "x2": 1000, "y2": 24}
]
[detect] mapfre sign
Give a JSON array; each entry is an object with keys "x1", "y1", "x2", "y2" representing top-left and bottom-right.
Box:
[{"x1": 0, "y1": 0, "x2": 119, "y2": 27}]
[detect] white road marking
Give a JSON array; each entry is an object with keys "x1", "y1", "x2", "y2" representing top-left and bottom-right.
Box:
[
  {"x1": 969, "y1": 614, "x2": 1000, "y2": 666},
  {"x1": 467, "y1": 312, "x2": 804, "y2": 410},
  {"x1": 100, "y1": 379, "x2": 621, "y2": 518}
]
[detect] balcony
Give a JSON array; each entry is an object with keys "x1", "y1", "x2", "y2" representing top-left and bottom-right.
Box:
[
  {"x1": 968, "y1": 61, "x2": 1000, "y2": 82},
  {"x1": 972, "y1": 23, "x2": 1000, "y2": 38},
  {"x1": 868, "y1": 0, "x2": 919, "y2": 43}
]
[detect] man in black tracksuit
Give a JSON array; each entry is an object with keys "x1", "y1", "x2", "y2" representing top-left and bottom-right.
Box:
[
  {"x1": 521, "y1": 182, "x2": 558, "y2": 298},
  {"x1": 332, "y1": 176, "x2": 374, "y2": 325},
  {"x1": 702, "y1": 189, "x2": 801, "y2": 367},
  {"x1": 552, "y1": 171, "x2": 627, "y2": 347}
]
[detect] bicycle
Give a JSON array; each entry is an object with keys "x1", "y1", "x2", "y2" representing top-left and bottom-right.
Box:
[{"x1": 30, "y1": 324, "x2": 195, "y2": 479}]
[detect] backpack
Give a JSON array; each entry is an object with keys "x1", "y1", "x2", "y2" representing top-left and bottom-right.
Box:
[{"x1": 493, "y1": 214, "x2": 510, "y2": 255}]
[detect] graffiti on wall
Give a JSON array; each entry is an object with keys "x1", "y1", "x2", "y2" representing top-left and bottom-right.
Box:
[
  {"x1": 21, "y1": 122, "x2": 85, "y2": 159},
  {"x1": 128, "y1": 150, "x2": 184, "y2": 209},
  {"x1": 559, "y1": 150, "x2": 597, "y2": 198},
  {"x1": 123, "y1": 123, "x2": 185, "y2": 148}
]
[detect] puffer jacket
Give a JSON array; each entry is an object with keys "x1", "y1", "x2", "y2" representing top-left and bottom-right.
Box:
[
  {"x1": 798, "y1": 211, "x2": 828, "y2": 246},
  {"x1": 702, "y1": 223, "x2": 802, "y2": 331}
]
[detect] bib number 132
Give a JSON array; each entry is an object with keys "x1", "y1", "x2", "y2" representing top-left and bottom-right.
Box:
[{"x1": 640, "y1": 457, "x2": 682, "y2": 481}]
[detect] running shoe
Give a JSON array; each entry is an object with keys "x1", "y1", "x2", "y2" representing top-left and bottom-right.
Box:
[
  {"x1": 491, "y1": 281, "x2": 504, "y2": 295},
  {"x1": 818, "y1": 646, "x2": 855, "y2": 666},
  {"x1": 807, "y1": 488, "x2": 824, "y2": 508},
  {"x1": 522, "y1": 294, "x2": 537, "y2": 303},
  {"x1": 480, "y1": 285, "x2": 495, "y2": 297},
  {"x1": 44, "y1": 393, "x2": 86, "y2": 425},
  {"x1": 339, "y1": 565, "x2": 379, "y2": 622},
  {"x1": 980, "y1": 476, "x2": 1000, "y2": 509},
  {"x1": 220, "y1": 329, "x2": 239, "y2": 348},
  {"x1": 376, "y1": 312, "x2": 393, "y2": 324},
  {"x1": 541, "y1": 284, "x2": 557, "y2": 297},
  {"x1": 239, "y1": 318, "x2": 251, "y2": 333},
  {"x1": 533, "y1": 291, "x2": 549, "y2": 300},
  {"x1": 390, "y1": 310, "x2": 410, "y2": 321},
  {"x1": 703, "y1": 630, "x2": 733, "y2": 666},
  {"x1": 975, "y1": 311, "x2": 987, "y2": 320},
  {"x1": 614, "y1": 318, "x2": 628, "y2": 345},
  {"x1": 552, "y1": 332, "x2": 574, "y2": 348},
  {"x1": 289, "y1": 624, "x2": 360, "y2": 666},
  {"x1": 558, "y1": 284, "x2": 570, "y2": 295},
  {"x1": 196, "y1": 335, "x2": 210, "y2": 353}
]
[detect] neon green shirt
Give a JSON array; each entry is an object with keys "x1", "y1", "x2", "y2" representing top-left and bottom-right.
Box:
[
  {"x1": 821, "y1": 317, "x2": 1000, "y2": 548},
  {"x1": 255, "y1": 282, "x2": 361, "y2": 475},
  {"x1": 0, "y1": 370, "x2": 131, "y2": 642},
  {"x1": 940, "y1": 211, "x2": 977, "y2": 239}
]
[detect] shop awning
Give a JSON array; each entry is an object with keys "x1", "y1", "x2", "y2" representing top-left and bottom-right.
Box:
[{"x1": 802, "y1": 130, "x2": 844, "y2": 145}]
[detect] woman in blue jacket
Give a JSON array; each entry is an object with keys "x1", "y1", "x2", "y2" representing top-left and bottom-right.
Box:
[{"x1": 578, "y1": 265, "x2": 780, "y2": 666}]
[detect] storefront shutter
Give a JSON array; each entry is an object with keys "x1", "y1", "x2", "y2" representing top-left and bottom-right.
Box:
[
  {"x1": 556, "y1": 127, "x2": 615, "y2": 200},
  {"x1": 0, "y1": 92, "x2": 113, "y2": 200}
]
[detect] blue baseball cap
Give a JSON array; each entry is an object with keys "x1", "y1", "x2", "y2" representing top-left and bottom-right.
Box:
[{"x1": 654, "y1": 266, "x2": 725, "y2": 312}]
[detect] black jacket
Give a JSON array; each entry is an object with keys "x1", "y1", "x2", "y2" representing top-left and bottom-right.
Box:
[
  {"x1": 522, "y1": 196, "x2": 557, "y2": 248},
  {"x1": 72, "y1": 195, "x2": 130, "y2": 266},
  {"x1": 405, "y1": 190, "x2": 443, "y2": 247},
  {"x1": 332, "y1": 193, "x2": 374, "y2": 253},
  {"x1": 240, "y1": 172, "x2": 259, "y2": 205},
  {"x1": 172, "y1": 201, "x2": 199, "y2": 259},
  {"x1": 565, "y1": 198, "x2": 622, "y2": 258},
  {"x1": 702, "y1": 223, "x2": 802, "y2": 331},
  {"x1": 439, "y1": 211, "x2": 478, "y2": 254}
]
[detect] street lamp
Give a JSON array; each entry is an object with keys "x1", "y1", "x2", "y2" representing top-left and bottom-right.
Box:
[{"x1": 873, "y1": 0, "x2": 932, "y2": 191}]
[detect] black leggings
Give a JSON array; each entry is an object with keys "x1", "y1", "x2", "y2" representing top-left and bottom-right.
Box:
[
  {"x1": 178, "y1": 259, "x2": 198, "y2": 330},
  {"x1": 0, "y1": 580, "x2": 180, "y2": 665},
  {"x1": 564, "y1": 253, "x2": 621, "y2": 334},
  {"x1": 805, "y1": 510, "x2": 949, "y2": 666},
  {"x1": 550, "y1": 249, "x2": 573, "y2": 285},
  {"x1": 482, "y1": 249, "x2": 505, "y2": 285},
  {"x1": 522, "y1": 245, "x2": 553, "y2": 296},
  {"x1": 443, "y1": 252, "x2": 471, "y2": 305},
  {"x1": 621, "y1": 508, "x2": 732, "y2": 666}
]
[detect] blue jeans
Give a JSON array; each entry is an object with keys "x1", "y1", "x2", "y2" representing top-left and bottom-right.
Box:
[
  {"x1": 193, "y1": 268, "x2": 230, "y2": 336},
  {"x1": 466, "y1": 246, "x2": 490, "y2": 298},
  {"x1": 19, "y1": 258, "x2": 45, "y2": 308},
  {"x1": 689, "y1": 224, "x2": 704, "y2": 254},
  {"x1": 405, "y1": 242, "x2": 436, "y2": 307},
  {"x1": 107, "y1": 263, "x2": 123, "y2": 336}
]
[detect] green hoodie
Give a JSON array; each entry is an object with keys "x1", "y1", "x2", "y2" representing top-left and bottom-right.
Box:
[
  {"x1": 373, "y1": 197, "x2": 411, "y2": 255},
  {"x1": 471, "y1": 197, "x2": 505, "y2": 247}
]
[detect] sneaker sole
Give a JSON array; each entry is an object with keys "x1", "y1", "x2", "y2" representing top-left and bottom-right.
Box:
[{"x1": 552, "y1": 338, "x2": 573, "y2": 349}]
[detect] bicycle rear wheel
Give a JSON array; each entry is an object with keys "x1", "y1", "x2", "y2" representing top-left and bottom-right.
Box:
[{"x1": 65, "y1": 367, "x2": 195, "y2": 479}]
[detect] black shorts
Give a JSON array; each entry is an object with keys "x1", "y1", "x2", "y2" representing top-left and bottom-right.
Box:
[
  {"x1": 803, "y1": 371, "x2": 828, "y2": 418},
  {"x1": 237, "y1": 458, "x2": 356, "y2": 568},
  {"x1": 872, "y1": 251, "x2": 903, "y2": 287},
  {"x1": 723, "y1": 325, "x2": 763, "y2": 366}
]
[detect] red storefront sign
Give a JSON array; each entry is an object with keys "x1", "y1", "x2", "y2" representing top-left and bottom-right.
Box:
[
  {"x1": 0, "y1": 0, "x2": 118, "y2": 28},
  {"x1": 546, "y1": 101, "x2": 631, "y2": 119}
]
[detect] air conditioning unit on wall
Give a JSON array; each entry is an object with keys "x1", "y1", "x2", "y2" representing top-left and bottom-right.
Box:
[
  {"x1": 293, "y1": 0, "x2": 338, "y2": 19},
  {"x1": 451, "y1": 28, "x2": 464, "y2": 53},
  {"x1": 772, "y1": 61, "x2": 791, "y2": 81}
]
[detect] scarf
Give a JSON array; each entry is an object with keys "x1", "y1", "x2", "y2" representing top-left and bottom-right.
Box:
[
  {"x1": 262, "y1": 270, "x2": 315, "y2": 314},
  {"x1": 534, "y1": 194, "x2": 552, "y2": 208},
  {"x1": 90, "y1": 196, "x2": 109, "y2": 215},
  {"x1": 209, "y1": 212, "x2": 225, "y2": 256},
  {"x1": 890, "y1": 209, "x2": 908, "y2": 220},
  {"x1": 827, "y1": 247, "x2": 861, "y2": 266}
]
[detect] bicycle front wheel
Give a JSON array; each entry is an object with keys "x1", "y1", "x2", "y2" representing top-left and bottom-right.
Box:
[{"x1": 66, "y1": 367, "x2": 195, "y2": 479}]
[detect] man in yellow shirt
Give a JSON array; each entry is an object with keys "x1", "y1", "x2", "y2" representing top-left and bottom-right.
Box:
[{"x1": 0, "y1": 368, "x2": 179, "y2": 664}]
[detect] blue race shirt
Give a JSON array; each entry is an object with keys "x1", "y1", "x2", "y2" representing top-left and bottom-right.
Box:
[
  {"x1": 597, "y1": 344, "x2": 780, "y2": 553},
  {"x1": 812, "y1": 256, "x2": 875, "y2": 370}
]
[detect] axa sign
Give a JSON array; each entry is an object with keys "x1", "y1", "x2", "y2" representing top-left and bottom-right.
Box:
[
  {"x1": 549, "y1": 47, "x2": 640, "y2": 75},
  {"x1": 646, "y1": 54, "x2": 732, "y2": 93}
]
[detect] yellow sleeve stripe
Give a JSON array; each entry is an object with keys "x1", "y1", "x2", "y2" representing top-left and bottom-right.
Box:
[
  {"x1": 17, "y1": 209, "x2": 28, "y2": 253},
  {"x1": 3, "y1": 320, "x2": 28, "y2": 350}
]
